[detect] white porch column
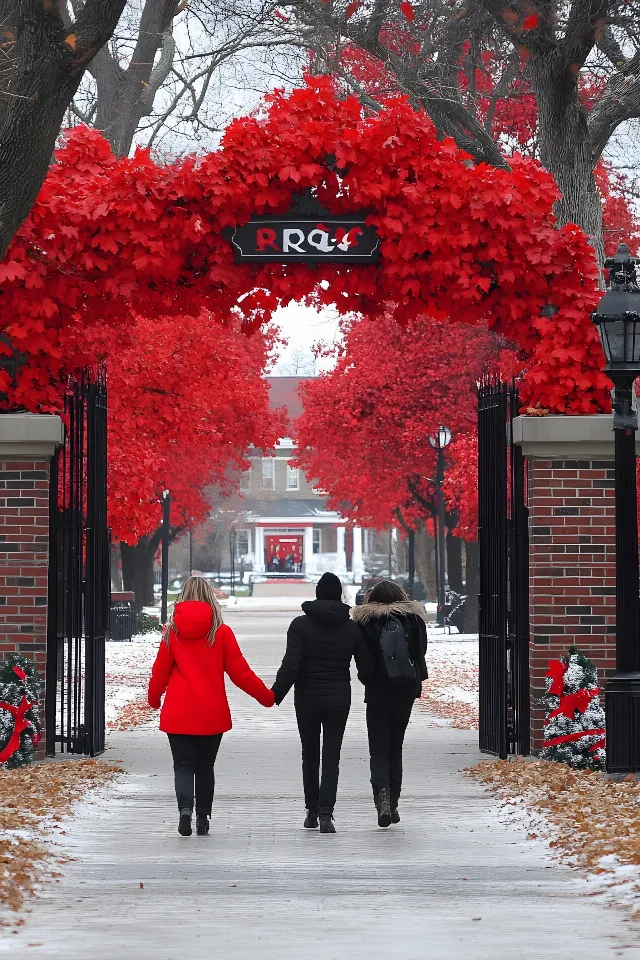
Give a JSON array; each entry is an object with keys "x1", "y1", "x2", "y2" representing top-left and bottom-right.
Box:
[
  {"x1": 336, "y1": 526, "x2": 346, "y2": 574},
  {"x1": 254, "y1": 526, "x2": 265, "y2": 573},
  {"x1": 303, "y1": 526, "x2": 314, "y2": 575},
  {"x1": 352, "y1": 526, "x2": 364, "y2": 579}
]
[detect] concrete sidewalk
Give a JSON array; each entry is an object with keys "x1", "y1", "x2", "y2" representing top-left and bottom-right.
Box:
[{"x1": 8, "y1": 612, "x2": 640, "y2": 958}]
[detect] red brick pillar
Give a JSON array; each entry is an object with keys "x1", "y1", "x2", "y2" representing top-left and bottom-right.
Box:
[
  {"x1": 0, "y1": 416, "x2": 64, "y2": 757},
  {"x1": 513, "y1": 416, "x2": 619, "y2": 752},
  {"x1": 528, "y1": 459, "x2": 617, "y2": 750}
]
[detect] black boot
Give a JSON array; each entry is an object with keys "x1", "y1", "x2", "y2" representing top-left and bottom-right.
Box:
[
  {"x1": 178, "y1": 809, "x2": 192, "y2": 836},
  {"x1": 374, "y1": 788, "x2": 391, "y2": 828},
  {"x1": 196, "y1": 814, "x2": 210, "y2": 836},
  {"x1": 319, "y1": 815, "x2": 336, "y2": 834},
  {"x1": 304, "y1": 810, "x2": 319, "y2": 829},
  {"x1": 390, "y1": 793, "x2": 400, "y2": 824}
]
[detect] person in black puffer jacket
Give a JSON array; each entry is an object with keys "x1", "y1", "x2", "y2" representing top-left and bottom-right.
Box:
[
  {"x1": 272, "y1": 572, "x2": 373, "y2": 834},
  {"x1": 351, "y1": 579, "x2": 428, "y2": 828}
]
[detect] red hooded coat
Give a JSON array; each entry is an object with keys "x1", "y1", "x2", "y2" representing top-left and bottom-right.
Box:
[{"x1": 148, "y1": 600, "x2": 274, "y2": 735}]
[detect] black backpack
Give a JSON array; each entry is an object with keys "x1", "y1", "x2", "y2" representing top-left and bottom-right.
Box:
[{"x1": 378, "y1": 615, "x2": 417, "y2": 684}]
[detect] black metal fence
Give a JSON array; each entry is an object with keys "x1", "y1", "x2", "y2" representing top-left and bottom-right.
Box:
[
  {"x1": 46, "y1": 372, "x2": 109, "y2": 757},
  {"x1": 478, "y1": 381, "x2": 530, "y2": 758}
]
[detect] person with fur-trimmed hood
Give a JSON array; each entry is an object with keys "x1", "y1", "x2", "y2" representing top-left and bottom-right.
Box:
[{"x1": 351, "y1": 580, "x2": 428, "y2": 827}]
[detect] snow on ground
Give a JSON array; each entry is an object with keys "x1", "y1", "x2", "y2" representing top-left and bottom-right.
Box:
[
  {"x1": 105, "y1": 628, "x2": 480, "y2": 732},
  {"x1": 468, "y1": 757, "x2": 640, "y2": 918},
  {"x1": 105, "y1": 635, "x2": 160, "y2": 728},
  {"x1": 418, "y1": 634, "x2": 479, "y2": 729}
]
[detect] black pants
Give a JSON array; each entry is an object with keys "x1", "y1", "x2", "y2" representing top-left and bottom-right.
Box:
[
  {"x1": 167, "y1": 733, "x2": 223, "y2": 816},
  {"x1": 366, "y1": 696, "x2": 414, "y2": 798},
  {"x1": 295, "y1": 704, "x2": 349, "y2": 816}
]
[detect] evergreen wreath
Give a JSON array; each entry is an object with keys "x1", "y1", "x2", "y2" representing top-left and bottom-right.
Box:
[
  {"x1": 0, "y1": 655, "x2": 42, "y2": 768},
  {"x1": 540, "y1": 645, "x2": 606, "y2": 771}
]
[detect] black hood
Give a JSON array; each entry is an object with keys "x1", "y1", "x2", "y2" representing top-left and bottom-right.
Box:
[{"x1": 301, "y1": 598, "x2": 351, "y2": 627}]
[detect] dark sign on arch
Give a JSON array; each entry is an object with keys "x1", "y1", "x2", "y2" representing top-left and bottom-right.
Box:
[
  {"x1": 230, "y1": 215, "x2": 380, "y2": 264},
  {"x1": 227, "y1": 190, "x2": 380, "y2": 264}
]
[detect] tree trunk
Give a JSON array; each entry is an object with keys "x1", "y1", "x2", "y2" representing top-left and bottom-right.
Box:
[
  {"x1": 93, "y1": 0, "x2": 179, "y2": 157},
  {"x1": 0, "y1": 1, "x2": 125, "y2": 259},
  {"x1": 120, "y1": 531, "x2": 161, "y2": 612},
  {"x1": 533, "y1": 61, "x2": 604, "y2": 262},
  {"x1": 407, "y1": 528, "x2": 415, "y2": 599},
  {"x1": 446, "y1": 530, "x2": 463, "y2": 593},
  {"x1": 463, "y1": 540, "x2": 478, "y2": 634},
  {"x1": 415, "y1": 526, "x2": 437, "y2": 601},
  {"x1": 110, "y1": 543, "x2": 123, "y2": 591}
]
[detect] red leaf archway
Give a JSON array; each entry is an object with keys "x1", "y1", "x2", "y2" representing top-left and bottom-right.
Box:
[{"x1": 0, "y1": 76, "x2": 609, "y2": 414}]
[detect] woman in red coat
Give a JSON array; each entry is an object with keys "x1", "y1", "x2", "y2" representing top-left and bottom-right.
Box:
[{"x1": 148, "y1": 576, "x2": 274, "y2": 836}]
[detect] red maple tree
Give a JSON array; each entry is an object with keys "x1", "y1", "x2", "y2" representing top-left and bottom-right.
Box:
[
  {"x1": 105, "y1": 311, "x2": 284, "y2": 605},
  {"x1": 0, "y1": 77, "x2": 609, "y2": 419},
  {"x1": 107, "y1": 312, "x2": 283, "y2": 545},
  {"x1": 294, "y1": 313, "x2": 509, "y2": 532}
]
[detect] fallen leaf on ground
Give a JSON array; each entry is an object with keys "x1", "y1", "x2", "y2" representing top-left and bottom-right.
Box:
[
  {"x1": 0, "y1": 760, "x2": 122, "y2": 916},
  {"x1": 467, "y1": 757, "x2": 640, "y2": 914}
]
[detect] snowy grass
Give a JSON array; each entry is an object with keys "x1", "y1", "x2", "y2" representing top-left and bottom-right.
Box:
[
  {"x1": 105, "y1": 635, "x2": 160, "y2": 728},
  {"x1": 417, "y1": 637, "x2": 479, "y2": 729},
  {"x1": 105, "y1": 631, "x2": 481, "y2": 731}
]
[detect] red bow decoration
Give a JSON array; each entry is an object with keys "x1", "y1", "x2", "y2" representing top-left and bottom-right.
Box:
[
  {"x1": 543, "y1": 728, "x2": 606, "y2": 749},
  {"x1": 547, "y1": 687, "x2": 599, "y2": 721},
  {"x1": 0, "y1": 695, "x2": 37, "y2": 763},
  {"x1": 546, "y1": 659, "x2": 567, "y2": 697},
  {"x1": 12, "y1": 666, "x2": 26, "y2": 681}
]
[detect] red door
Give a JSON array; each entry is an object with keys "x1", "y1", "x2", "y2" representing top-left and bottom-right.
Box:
[{"x1": 265, "y1": 535, "x2": 303, "y2": 572}]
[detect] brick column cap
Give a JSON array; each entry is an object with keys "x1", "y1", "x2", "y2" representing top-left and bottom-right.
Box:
[
  {"x1": 0, "y1": 414, "x2": 63, "y2": 459},
  {"x1": 513, "y1": 414, "x2": 626, "y2": 459}
]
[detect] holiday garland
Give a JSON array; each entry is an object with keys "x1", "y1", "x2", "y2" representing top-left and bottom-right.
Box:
[
  {"x1": 541, "y1": 646, "x2": 606, "y2": 770},
  {"x1": 0, "y1": 655, "x2": 42, "y2": 768}
]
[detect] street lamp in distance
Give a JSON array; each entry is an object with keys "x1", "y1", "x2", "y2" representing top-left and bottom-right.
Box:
[
  {"x1": 591, "y1": 242, "x2": 640, "y2": 773},
  {"x1": 160, "y1": 489, "x2": 171, "y2": 625},
  {"x1": 429, "y1": 425, "x2": 452, "y2": 628}
]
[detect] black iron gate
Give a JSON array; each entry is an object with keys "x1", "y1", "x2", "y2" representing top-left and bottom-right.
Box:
[
  {"x1": 46, "y1": 373, "x2": 109, "y2": 756},
  {"x1": 478, "y1": 381, "x2": 530, "y2": 758}
]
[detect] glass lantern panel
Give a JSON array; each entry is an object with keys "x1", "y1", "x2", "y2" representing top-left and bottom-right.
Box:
[
  {"x1": 603, "y1": 319, "x2": 623, "y2": 362},
  {"x1": 439, "y1": 425, "x2": 452, "y2": 447},
  {"x1": 625, "y1": 318, "x2": 640, "y2": 364}
]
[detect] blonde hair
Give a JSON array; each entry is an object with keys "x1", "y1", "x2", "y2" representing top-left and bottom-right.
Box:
[{"x1": 165, "y1": 576, "x2": 223, "y2": 646}]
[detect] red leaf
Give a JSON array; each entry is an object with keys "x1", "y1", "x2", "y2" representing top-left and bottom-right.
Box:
[
  {"x1": 345, "y1": 0, "x2": 361, "y2": 18},
  {"x1": 523, "y1": 13, "x2": 538, "y2": 29},
  {"x1": 400, "y1": 1, "x2": 415, "y2": 21}
]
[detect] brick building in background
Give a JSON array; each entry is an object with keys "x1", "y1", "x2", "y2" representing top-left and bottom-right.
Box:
[{"x1": 235, "y1": 377, "x2": 366, "y2": 580}]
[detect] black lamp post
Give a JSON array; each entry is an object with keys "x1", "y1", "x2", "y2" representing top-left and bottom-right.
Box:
[
  {"x1": 429, "y1": 425, "x2": 452, "y2": 628},
  {"x1": 591, "y1": 242, "x2": 640, "y2": 773},
  {"x1": 160, "y1": 489, "x2": 170, "y2": 625}
]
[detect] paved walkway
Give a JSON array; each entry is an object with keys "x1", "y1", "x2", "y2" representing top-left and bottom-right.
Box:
[{"x1": 8, "y1": 612, "x2": 640, "y2": 958}]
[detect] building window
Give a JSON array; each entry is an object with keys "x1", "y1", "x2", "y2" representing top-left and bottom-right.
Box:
[
  {"x1": 240, "y1": 467, "x2": 251, "y2": 493},
  {"x1": 237, "y1": 530, "x2": 249, "y2": 556},
  {"x1": 323, "y1": 527, "x2": 337, "y2": 553},
  {"x1": 262, "y1": 458, "x2": 275, "y2": 490},
  {"x1": 286, "y1": 465, "x2": 299, "y2": 491},
  {"x1": 313, "y1": 529, "x2": 320, "y2": 554}
]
